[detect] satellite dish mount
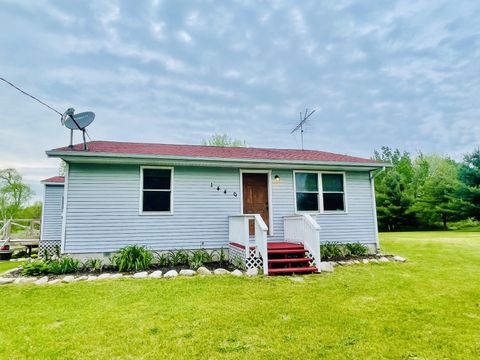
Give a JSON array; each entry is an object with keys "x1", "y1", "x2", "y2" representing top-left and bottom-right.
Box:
[
  {"x1": 291, "y1": 108, "x2": 316, "y2": 150},
  {"x1": 61, "y1": 108, "x2": 95, "y2": 151}
]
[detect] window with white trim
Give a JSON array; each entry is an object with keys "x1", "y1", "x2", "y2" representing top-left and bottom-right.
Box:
[
  {"x1": 321, "y1": 173, "x2": 345, "y2": 211},
  {"x1": 294, "y1": 172, "x2": 346, "y2": 212},
  {"x1": 142, "y1": 168, "x2": 172, "y2": 212}
]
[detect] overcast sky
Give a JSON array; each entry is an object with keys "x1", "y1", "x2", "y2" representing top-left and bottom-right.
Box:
[{"x1": 1, "y1": 0, "x2": 479, "y2": 201}]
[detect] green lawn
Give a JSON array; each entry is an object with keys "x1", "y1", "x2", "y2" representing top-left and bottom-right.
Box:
[
  {"x1": 1, "y1": 232, "x2": 479, "y2": 359},
  {"x1": 0, "y1": 260, "x2": 24, "y2": 275}
]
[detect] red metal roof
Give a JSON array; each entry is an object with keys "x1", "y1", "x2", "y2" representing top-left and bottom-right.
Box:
[
  {"x1": 42, "y1": 176, "x2": 65, "y2": 183},
  {"x1": 50, "y1": 141, "x2": 378, "y2": 164}
]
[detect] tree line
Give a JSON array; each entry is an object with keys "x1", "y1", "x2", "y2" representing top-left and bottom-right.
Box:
[{"x1": 373, "y1": 147, "x2": 480, "y2": 231}]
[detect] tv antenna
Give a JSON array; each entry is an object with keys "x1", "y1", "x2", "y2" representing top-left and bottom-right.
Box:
[
  {"x1": 291, "y1": 108, "x2": 316, "y2": 150},
  {"x1": 61, "y1": 108, "x2": 95, "y2": 151}
]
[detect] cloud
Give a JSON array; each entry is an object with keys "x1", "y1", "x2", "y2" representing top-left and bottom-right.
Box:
[
  {"x1": 177, "y1": 30, "x2": 193, "y2": 44},
  {"x1": 1, "y1": 0, "x2": 480, "y2": 202}
]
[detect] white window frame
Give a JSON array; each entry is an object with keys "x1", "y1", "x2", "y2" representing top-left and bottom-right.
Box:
[
  {"x1": 139, "y1": 166, "x2": 174, "y2": 215},
  {"x1": 293, "y1": 170, "x2": 348, "y2": 214}
]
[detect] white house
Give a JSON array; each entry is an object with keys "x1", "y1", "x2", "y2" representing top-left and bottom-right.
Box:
[{"x1": 40, "y1": 141, "x2": 387, "y2": 275}]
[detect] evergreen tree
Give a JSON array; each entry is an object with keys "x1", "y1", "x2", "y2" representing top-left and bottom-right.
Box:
[{"x1": 458, "y1": 149, "x2": 480, "y2": 220}]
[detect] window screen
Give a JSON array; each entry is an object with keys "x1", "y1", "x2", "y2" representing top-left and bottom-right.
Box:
[
  {"x1": 295, "y1": 173, "x2": 319, "y2": 211},
  {"x1": 322, "y1": 174, "x2": 345, "y2": 211},
  {"x1": 142, "y1": 169, "x2": 172, "y2": 212}
]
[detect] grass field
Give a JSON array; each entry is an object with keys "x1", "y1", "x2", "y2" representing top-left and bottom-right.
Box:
[
  {"x1": 0, "y1": 232, "x2": 479, "y2": 359},
  {"x1": 0, "y1": 260, "x2": 24, "y2": 275}
]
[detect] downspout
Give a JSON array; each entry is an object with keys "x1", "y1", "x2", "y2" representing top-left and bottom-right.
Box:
[{"x1": 369, "y1": 167, "x2": 386, "y2": 254}]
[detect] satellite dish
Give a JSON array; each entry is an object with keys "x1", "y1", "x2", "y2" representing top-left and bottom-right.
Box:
[
  {"x1": 61, "y1": 108, "x2": 95, "y2": 151},
  {"x1": 64, "y1": 111, "x2": 95, "y2": 130}
]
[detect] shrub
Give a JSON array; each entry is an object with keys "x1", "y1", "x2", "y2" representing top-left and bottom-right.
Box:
[
  {"x1": 188, "y1": 249, "x2": 213, "y2": 269},
  {"x1": 83, "y1": 258, "x2": 103, "y2": 272},
  {"x1": 231, "y1": 256, "x2": 246, "y2": 271},
  {"x1": 49, "y1": 257, "x2": 81, "y2": 274},
  {"x1": 22, "y1": 261, "x2": 49, "y2": 276},
  {"x1": 320, "y1": 242, "x2": 344, "y2": 259},
  {"x1": 321, "y1": 242, "x2": 370, "y2": 259},
  {"x1": 345, "y1": 243, "x2": 369, "y2": 257},
  {"x1": 12, "y1": 250, "x2": 29, "y2": 259},
  {"x1": 113, "y1": 245, "x2": 154, "y2": 272},
  {"x1": 168, "y1": 250, "x2": 189, "y2": 267},
  {"x1": 155, "y1": 252, "x2": 171, "y2": 267}
]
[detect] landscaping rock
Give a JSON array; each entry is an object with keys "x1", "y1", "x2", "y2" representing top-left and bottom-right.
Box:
[
  {"x1": 148, "y1": 270, "x2": 163, "y2": 279},
  {"x1": 164, "y1": 270, "x2": 178, "y2": 279},
  {"x1": 338, "y1": 261, "x2": 349, "y2": 266},
  {"x1": 179, "y1": 269, "x2": 196, "y2": 276},
  {"x1": 231, "y1": 269, "x2": 243, "y2": 277},
  {"x1": 62, "y1": 275, "x2": 75, "y2": 283},
  {"x1": 196, "y1": 267, "x2": 212, "y2": 275},
  {"x1": 133, "y1": 271, "x2": 148, "y2": 279},
  {"x1": 86, "y1": 275, "x2": 97, "y2": 281},
  {"x1": 213, "y1": 268, "x2": 229, "y2": 275},
  {"x1": 353, "y1": 260, "x2": 360, "y2": 264},
  {"x1": 246, "y1": 268, "x2": 258, "y2": 277},
  {"x1": 35, "y1": 276, "x2": 49, "y2": 286},
  {"x1": 98, "y1": 273, "x2": 111, "y2": 280},
  {"x1": 149, "y1": 271, "x2": 163, "y2": 278},
  {"x1": 393, "y1": 255, "x2": 407, "y2": 262},
  {"x1": 0, "y1": 277, "x2": 14, "y2": 285},
  {"x1": 379, "y1": 257, "x2": 389, "y2": 263},
  {"x1": 320, "y1": 262, "x2": 334, "y2": 273},
  {"x1": 74, "y1": 276, "x2": 89, "y2": 282},
  {"x1": 48, "y1": 279, "x2": 61, "y2": 285},
  {"x1": 369, "y1": 258, "x2": 379, "y2": 263},
  {"x1": 110, "y1": 273, "x2": 123, "y2": 279},
  {"x1": 362, "y1": 259, "x2": 369, "y2": 264},
  {"x1": 14, "y1": 277, "x2": 37, "y2": 284}
]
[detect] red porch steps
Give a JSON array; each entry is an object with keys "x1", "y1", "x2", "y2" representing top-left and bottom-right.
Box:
[{"x1": 267, "y1": 242, "x2": 317, "y2": 276}]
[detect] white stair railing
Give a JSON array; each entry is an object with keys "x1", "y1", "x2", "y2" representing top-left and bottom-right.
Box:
[
  {"x1": 284, "y1": 214, "x2": 321, "y2": 272},
  {"x1": 229, "y1": 215, "x2": 250, "y2": 259},
  {"x1": 252, "y1": 214, "x2": 268, "y2": 275},
  {"x1": 229, "y1": 214, "x2": 269, "y2": 275}
]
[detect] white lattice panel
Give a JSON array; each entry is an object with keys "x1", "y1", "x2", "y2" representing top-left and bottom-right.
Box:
[
  {"x1": 39, "y1": 240, "x2": 61, "y2": 258},
  {"x1": 229, "y1": 243, "x2": 263, "y2": 270}
]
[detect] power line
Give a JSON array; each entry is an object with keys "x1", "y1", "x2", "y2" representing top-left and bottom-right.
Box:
[
  {"x1": 0, "y1": 76, "x2": 62, "y2": 116},
  {"x1": 0, "y1": 75, "x2": 93, "y2": 141}
]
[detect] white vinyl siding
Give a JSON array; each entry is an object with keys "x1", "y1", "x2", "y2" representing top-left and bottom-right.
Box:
[
  {"x1": 62, "y1": 164, "x2": 377, "y2": 253},
  {"x1": 40, "y1": 184, "x2": 64, "y2": 243}
]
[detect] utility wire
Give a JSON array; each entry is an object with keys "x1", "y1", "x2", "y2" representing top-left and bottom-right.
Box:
[{"x1": 0, "y1": 75, "x2": 93, "y2": 141}]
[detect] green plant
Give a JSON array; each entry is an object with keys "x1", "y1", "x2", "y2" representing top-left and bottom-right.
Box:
[
  {"x1": 168, "y1": 250, "x2": 189, "y2": 266},
  {"x1": 320, "y1": 242, "x2": 344, "y2": 259},
  {"x1": 54, "y1": 244, "x2": 61, "y2": 258},
  {"x1": 155, "y1": 252, "x2": 171, "y2": 267},
  {"x1": 83, "y1": 258, "x2": 103, "y2": 272},
  {"x1": 188, "y1": 249, "x2": 213, "y2": 269},
  {"x1": 345, "y1": 243, "x2": 369, "y2": 257},
  {"x1": 12, "y1": 250, "x2": 29, "y2": 259},
  {"x1": 42, "y1": 249, "x2": 50, "y2": 262},
  {"x1": 21, "y1": 260, "x2": 49, "y2": 276},
  {"x1": 49, "y1": 257, "x2": 81, "y2": 275},
  {"x1": 231, "y1": 256, "x2": 246, "y2": 270},
  {"x1": 219, "y1": 247, "x2": 227, "y2": 264},
  {"x1": 113, "y1": 245, "x2": 154, "y2": 272}
]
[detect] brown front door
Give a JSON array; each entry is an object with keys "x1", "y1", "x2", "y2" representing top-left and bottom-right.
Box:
[{"x1": 242, "y1": 173, "x2": 269, "y2": 235}]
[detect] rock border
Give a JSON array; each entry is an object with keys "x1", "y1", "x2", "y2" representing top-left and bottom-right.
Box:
[{"x1": 0, "y1": 254, "x2": 407, "y2": 286}]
